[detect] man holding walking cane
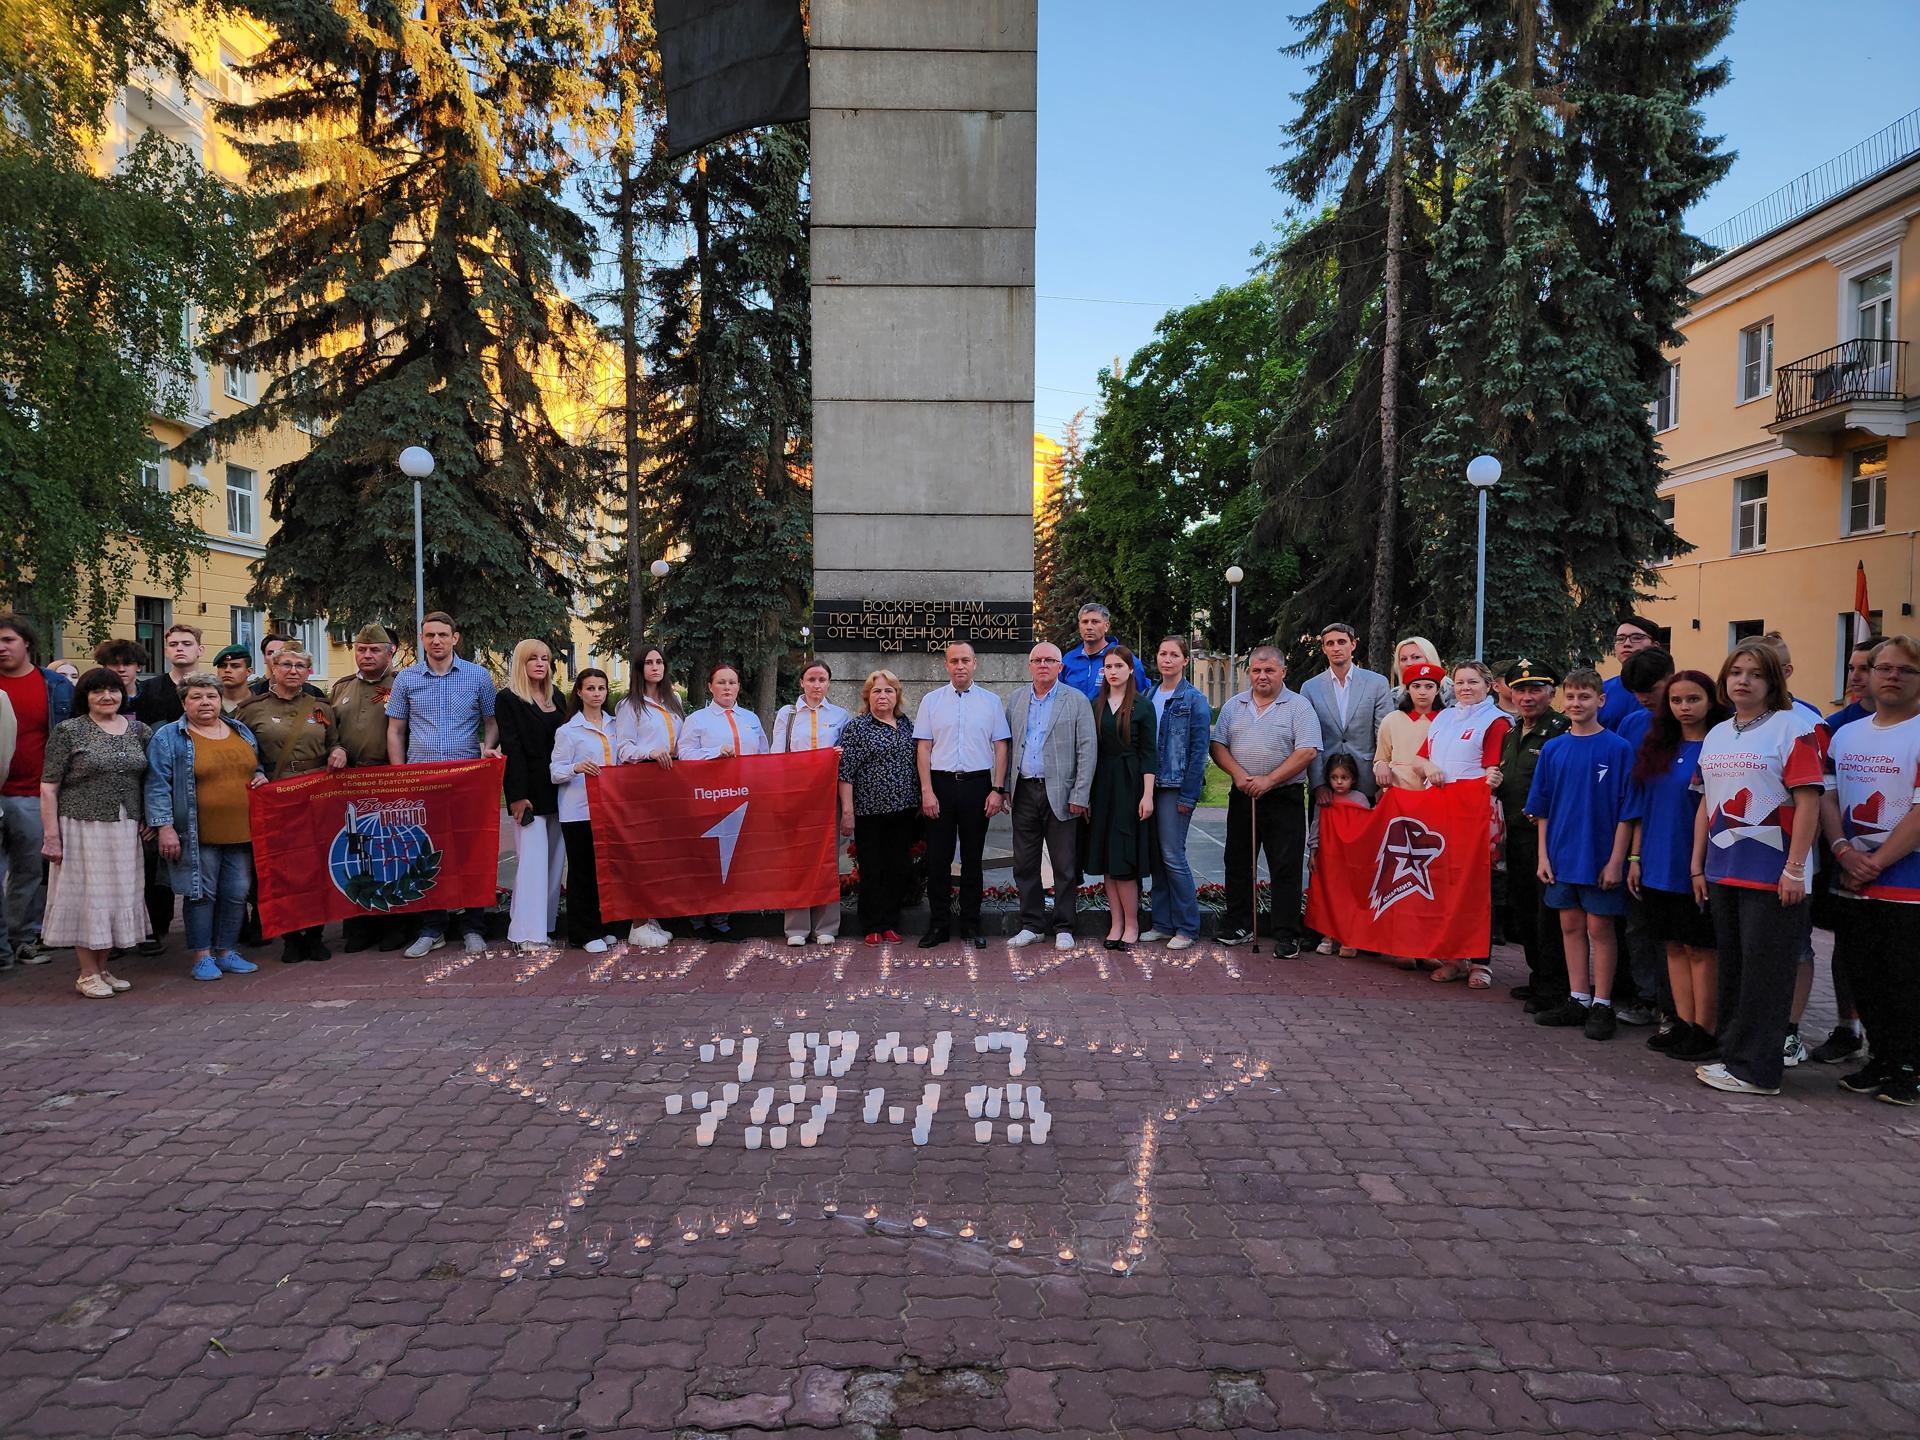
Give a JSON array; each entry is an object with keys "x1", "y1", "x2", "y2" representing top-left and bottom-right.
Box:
[{"x1": 1212, "y1": 646, "x2": 1320, "y2": 956}]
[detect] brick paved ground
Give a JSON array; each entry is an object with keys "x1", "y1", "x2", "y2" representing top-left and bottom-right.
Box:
[{"x1": 2, "y1": 929, "x2": 1916, "y2": 1439}]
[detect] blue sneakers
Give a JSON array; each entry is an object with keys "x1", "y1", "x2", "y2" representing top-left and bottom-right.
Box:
[
  {"x1": 190, "y1": 955, "x2": 221, "y2": 981},
  {"x1": 214, "y1": 950, "x2": 258, "y2": 974}
]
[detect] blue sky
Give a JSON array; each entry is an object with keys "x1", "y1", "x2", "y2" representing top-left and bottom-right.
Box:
[{"x1": 1034, "y1": 0, "x2": 1920, "y2": 440}]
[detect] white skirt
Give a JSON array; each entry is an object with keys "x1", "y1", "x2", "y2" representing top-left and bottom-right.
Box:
[{"x1": 41, "y1": 817, "x2": 151, "y2": 951}]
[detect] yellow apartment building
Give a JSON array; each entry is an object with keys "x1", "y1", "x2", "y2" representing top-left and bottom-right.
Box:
[
  {"x1": 1648, "y1": 111, "x2": 1920, "y2": 706},
  {"x1": 62, "y1": 17, "x2": 632, "y2": 687},
  {"x1": 54, "y1": 15, "x2": 336, "y2": 677}
]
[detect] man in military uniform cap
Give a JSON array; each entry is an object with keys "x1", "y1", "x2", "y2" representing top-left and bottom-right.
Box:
[
  {"x1": 1493, "y1": 658, "x2": 1569, "y2": 1011},
  {"x1": 238, "y1": 648, "x2": 344, "y2": 963},
  {"x1": 327, "y1": 625, "x2": 401, "y2": 952}
]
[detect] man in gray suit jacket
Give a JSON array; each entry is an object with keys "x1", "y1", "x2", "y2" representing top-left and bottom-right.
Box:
[
  {"x1": 1003, "y1": 643, "x2": 1097, "y2": 950},
  {"x1": 1299, "y1": 622, "x2": 1394, "y2": 803}
]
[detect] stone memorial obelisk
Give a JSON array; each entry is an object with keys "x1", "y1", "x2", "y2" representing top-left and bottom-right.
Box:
[{"x1": 809, "y1": 0, "x2": 1038, "y2": 704}]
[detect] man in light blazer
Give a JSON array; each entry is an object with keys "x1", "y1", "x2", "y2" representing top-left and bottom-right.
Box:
[
  {"x1": 1300, "y1": 622, "x2": 1394, "y2": 803},
  {"x1": 1004, "y1": 642, "x2": 1098, "y2": 950}
]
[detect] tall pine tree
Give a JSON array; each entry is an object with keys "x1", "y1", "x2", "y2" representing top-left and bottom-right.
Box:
[
  {"x1": 1412, "y1": 0, "x2": 1730, "y2": 663},
  {"x1": 184, "y1": 0, "x2": 609, "y2": 655},
  {"x1": 1255, "y1": 0, "x2": 1461, "y2": 670},
  {"x1": 614, "y1": 125, "x2": 811, "y2": 713}
]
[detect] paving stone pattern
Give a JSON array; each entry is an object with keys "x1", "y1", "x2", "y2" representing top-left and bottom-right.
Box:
[{"x1": 2, "y1": 933, "x2": 1916, "y2": 1439}]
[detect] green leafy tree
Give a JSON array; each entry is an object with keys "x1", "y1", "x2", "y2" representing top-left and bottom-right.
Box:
[
  {"x1": 1055, "y1": 279, "x2": 1301, "y2": 659},
  {"x1": 1412, "y1": 0, "x2": 1730, "y2": 663},
  {"x1": 184, "y1": 0, "x2": 610, "y2": 656},
  {"x1": 0, "y1": 0, "x2": 251, "y2": 640},
  {"x1": 1032, "y1": 411, "x2": 1092, "y2": 644},
  {"x1": 1255, "y1": 0, "x2": 1462, "y2": 671}
]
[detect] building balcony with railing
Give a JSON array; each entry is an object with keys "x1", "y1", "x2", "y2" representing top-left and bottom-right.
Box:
[{"x1": 1768, "y1": 337, "x2": 1913, "y2": 455}]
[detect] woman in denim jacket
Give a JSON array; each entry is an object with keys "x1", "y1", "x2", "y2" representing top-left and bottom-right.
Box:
[
  {"x1": 144, "y1": 675, "x2": 267, "y2": 981},
  {"x1": 1142, "y1": 636, "x2": 1213, "y2": 948}
]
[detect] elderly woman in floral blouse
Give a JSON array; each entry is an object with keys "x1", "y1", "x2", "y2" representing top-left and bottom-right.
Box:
[{"x1": 837, "y1": 670, "x2": 921, "y2": 945}]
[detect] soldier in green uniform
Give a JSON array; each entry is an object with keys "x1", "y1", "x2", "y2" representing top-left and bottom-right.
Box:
[
  {"x1": 237, "y1": 647, "x2": 344, "y2": 964},
  {"x1": 1492, "y1": 659, "x2": 1569, "y2": 1012},
  {"x1": 327, "y1": 625, "x2": 399, "y2": 952}
]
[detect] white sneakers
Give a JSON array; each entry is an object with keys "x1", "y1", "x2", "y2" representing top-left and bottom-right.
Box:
[
  {"x1": 814, "y1": 933, "x2": 837, "y2": 945},
  {"x1": 403, "y1": 935, "x2": 444, "y2": 959},
  {"x1": 1140, "y1": 930, "x2": 1170, "y2": 942},
  {"x1": 1695, "y1": 1062, "x2": 1779, "y2": 1096},
  {"x1": 1054, "y1": 932, "x2": 1074, "y2": 951},
  {"x1": 628, "y1": 921, "x2": 672, "y2": 949},
  {"x1": 462, "y1": 932, "x2": 488, "y2": 954},
  {"x1": 584, "y1": 937, "x2": 610, "y2": 954},
  {"x1": 1167, "y1": 935, "x2": 1195, "y2": 951},
  {"x1": 75, "y1": 974, "x2": 114, "y2": 999},
  {"x1": 1008, "y1": 929, "x2": 1042, "y2": 948},
  {"x1": 787, "y1": 934, "x2": 809, "y2": 947}
]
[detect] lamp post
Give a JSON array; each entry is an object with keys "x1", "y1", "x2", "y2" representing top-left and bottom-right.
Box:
[
  {"x1": 398, "y1": 446, "x2": 435, "y2": 642},
  {"x1": 1225, "y1": 564, "x2": 1245, "y2": 698},
  {"x1": 1466, "y1": 454, "x2": 1502, "y2": 660},
  {"x1": 800, "y1": 624, "x2": 812, "y2": 660},
  {"x1": 639, "y1": 556, "x2": 670, "y2": 640}
]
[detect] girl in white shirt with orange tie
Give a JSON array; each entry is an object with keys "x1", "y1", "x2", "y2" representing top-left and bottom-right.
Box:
[
  {"x1": 771, "y1": 660, "x2": 852, "y2": 945},
  {"x1": 677, "y1": 662, "x2": 769, "y2": 940}
]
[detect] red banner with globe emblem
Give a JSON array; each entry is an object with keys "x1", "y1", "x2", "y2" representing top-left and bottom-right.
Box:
[
  {"x1": 249, "y1": 758, "x2": 506, "y2": 938},
  {"x1": 1304, "y1": 781, "x2": 1494, "y2": 960}
]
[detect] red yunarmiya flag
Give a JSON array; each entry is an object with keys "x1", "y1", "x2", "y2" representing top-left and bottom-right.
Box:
[
  {"x1": 1305, "y1": 781, "x2": 1493, "y2": 961},
  {"x1": 591, "y1": 751, "x2": 840, "y2": 916},
  {"x1": 249, "y1": 758, "x2": 506, "y2": 938}
]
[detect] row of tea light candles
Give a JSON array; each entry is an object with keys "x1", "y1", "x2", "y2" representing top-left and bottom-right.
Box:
[{"x1": 494, "y1": 1195, "x2": 1146, "y2": 1279}]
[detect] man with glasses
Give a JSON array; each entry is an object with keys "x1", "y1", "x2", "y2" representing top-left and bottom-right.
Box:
[
  {"x1": 1599, "y1": 615, "x2": 1662, "y2": 732},
  {"x1": 1003, "y1": 643, "x2": 1096, "y2": 952},
  {"x1": 1821, "y1": 637, "x2": 1920, "y2": 1105}
]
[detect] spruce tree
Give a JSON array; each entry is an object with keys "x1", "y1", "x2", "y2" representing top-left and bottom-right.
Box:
[
  {"x1": 0, "y1": 0, "x2": 252, "y2": 638},
  {"x1": 1413, "y1": 0, "x2": 1731, "y2": 663},
  {"x1": 185, "y1": 0, "x2": 609, "y2": 656},
  {"x1": 1255, "y1": 0, "x2": 1461, "y2": 671},
  {"x1": 629, "y1": 126, "x2": 811, "y2": 712}
]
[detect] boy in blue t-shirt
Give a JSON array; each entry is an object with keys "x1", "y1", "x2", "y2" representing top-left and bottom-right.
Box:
[{"x1": 1524, "y1": 668, "x2": 1639, "y2": 1040}]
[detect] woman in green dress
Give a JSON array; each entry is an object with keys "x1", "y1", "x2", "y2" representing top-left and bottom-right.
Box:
[{"x1": 1088, "y1": 645, "x2": 1157, "y2": 950}]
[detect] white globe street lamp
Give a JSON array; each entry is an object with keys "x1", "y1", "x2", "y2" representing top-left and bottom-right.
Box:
[
  {"x1": 1466, "y1": 455, "x2": 1501, "y2": 660},
  {"x1": 398, "y1": 446, "x2": 436, "y2": 640},
  {"x1": 1225, "y1": 565, "x2": 1245, "y2": 697}
]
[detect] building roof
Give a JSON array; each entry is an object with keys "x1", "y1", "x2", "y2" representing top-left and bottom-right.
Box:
[{"x1": 1695, "y1": 108, "x2": 1920, "y2": 271}]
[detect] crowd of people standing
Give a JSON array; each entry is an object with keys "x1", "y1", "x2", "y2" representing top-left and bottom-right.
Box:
[{"x1": 0, "y1": 600, "x2": 1912, "y2": 1110}]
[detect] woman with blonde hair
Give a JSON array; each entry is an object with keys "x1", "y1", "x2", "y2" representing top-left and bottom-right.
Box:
[
  {"x1": 496, "y1": 639, "x2": 569, "y2": 950},
  {"x1": 1390, "y1": 635, "x2": 1455, "y2": 707},
  {"x1": 837, "y1": 669, "x2": 920, "y2": 944}
]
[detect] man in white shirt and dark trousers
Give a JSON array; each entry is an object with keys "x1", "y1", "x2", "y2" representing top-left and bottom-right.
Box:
[
  {"x1": 1004, "y1": 643, "x2": 1097, "y2": 951},
  {"x1": 1211, "y1": 646, "x2": 1322, "y2": 957},
  {"x1": 913, "y1": 642, "x2": 1011, "y2": 950}
]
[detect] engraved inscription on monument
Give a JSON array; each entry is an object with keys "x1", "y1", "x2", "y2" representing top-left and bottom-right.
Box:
[{"x1": 812, "y1": 600, "x2": 1035, "y2": 654}]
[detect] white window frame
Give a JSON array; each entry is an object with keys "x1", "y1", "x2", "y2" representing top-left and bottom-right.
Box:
[
  {"x1": 1729, "y1": 618, "x2": 1766, "y2": 649},
  {"x1": 294, "y1": 619, "x2": 330, "y2": 678},
  {"x1": 1651, "y1": 363, "x2": 1680, "y2": 433},
  {"x1": 226, "y1": 463, "x2": 258, "y2": 538},
  {"x1": 1854, "y1": 266, "x2": 1895, "y2": 343},
  {"x1": 1733, "y1": 472, "x2": 1768, "y2": 554},
  {"x1": 137, "y1": 440, "x2": 167, "y2": 491},
  {"x1": 1844, "y1": 443, "x2": 1889, "y2": 537},
  {"x1": 222, "y1": 363, "x2": 255, "y2": 403},
  {"x1": 1737, "y1": 319, "x2": 1774, "y2": 403},
  {"x1": 229, "y1": 606, "x2": 262, "y2": 662}
]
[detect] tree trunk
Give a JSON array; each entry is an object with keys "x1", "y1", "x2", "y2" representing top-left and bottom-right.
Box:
[
  {"x1": 616, "y1": 12, "x2": 646, "y2": 663},
  {"x1": 1366, "y1": 3, "x2": 1411, "y2": 674}
]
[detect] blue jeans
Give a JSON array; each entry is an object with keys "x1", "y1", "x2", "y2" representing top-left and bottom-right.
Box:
[
  {"x1": 183, "y1": 844, "x2": 252, "y2": 953},
  {"x1": 1149, "y1": 789, "x2": 1200, "y2": 939}
]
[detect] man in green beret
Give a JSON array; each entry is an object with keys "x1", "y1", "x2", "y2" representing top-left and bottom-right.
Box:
[
  {"x1": 328, "y1": 624, "x2": 402, "y2": 952},
  {"x1": 1493, "y1": 658, "x2": 1569, "y2": 1013},
  {"x1": 213, "y1": 644, "x2": 255, "y2": 715}
]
